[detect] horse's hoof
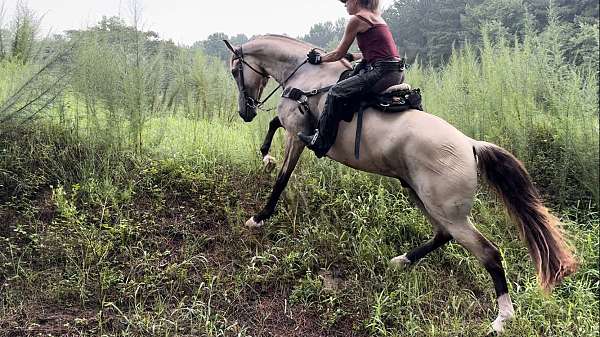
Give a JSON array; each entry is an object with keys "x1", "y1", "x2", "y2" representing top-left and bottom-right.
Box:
[
  {"x1": 487, "y1": 325, "x2": 503, "y2": 336},
  {"x1": 262, "y1": 155, "x2": 277, "y2": 173},
  {"x1": 245, "y1": 217, "x2": 264, "y2": 228},
  {"x1": 488, "y1": 294, "x2": 513, "y2": 334},
  {"x1": 389, "y1": 254, "x2": 411, "y2": 268}
]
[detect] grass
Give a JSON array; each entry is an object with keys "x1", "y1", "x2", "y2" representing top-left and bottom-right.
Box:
[{"x1": 0, "y1": 124, "x2": 598, "y2": 336}]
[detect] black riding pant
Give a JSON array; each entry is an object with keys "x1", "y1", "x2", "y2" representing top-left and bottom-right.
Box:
[{"x1": 316, "y1": 62, "x2": 404, "y2": 157}]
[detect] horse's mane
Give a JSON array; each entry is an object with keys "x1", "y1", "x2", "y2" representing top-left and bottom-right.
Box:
[
  {"x1": 228, "y1": 34, "x2": 315, "y2": 69},
  {"x1": 251, "y1": 34, "x2": 323, "y2": 51}
]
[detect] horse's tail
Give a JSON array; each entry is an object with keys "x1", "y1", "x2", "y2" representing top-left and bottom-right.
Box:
[{"x1": 473, "y1": 141, "x2": 577, "y2": 291}]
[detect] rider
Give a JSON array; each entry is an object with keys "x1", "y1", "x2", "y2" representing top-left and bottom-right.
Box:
[{"x1": 297, "y1": 0, "x2": 404, "y2": 158}]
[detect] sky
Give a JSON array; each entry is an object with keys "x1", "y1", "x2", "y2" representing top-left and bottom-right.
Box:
[{"x1": 4, "y1": 0, "x2": 396, "y2": 46}]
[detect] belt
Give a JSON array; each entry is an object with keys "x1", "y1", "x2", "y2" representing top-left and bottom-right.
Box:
[{"x1": 367, "y1": 59, "x2": 405, "y2": 71}]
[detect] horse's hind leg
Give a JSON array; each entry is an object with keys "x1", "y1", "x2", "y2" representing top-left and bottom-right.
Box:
[
  {"x1": 260, "y1": 116, "x2": 282, "y2": 172},
  {"x1": 443, "y1": 218, "x2": 514, "y2": 334},
  {"x1": 401, "y1": 176, "x2": 513, "y2": 333},
  {"x1": 390, "y1": 187, "x2": 452, "y2": 266}
]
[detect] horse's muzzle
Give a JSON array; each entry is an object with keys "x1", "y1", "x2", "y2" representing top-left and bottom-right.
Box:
[{"x1": 239, "y1": 109, "x2": 257, "y2": 123}]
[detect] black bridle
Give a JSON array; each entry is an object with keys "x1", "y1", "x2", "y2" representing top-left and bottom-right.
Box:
[
  {"x1": 223, "y1": 39, "x2": 308, "y2": 112},
  {"x1": 224, "y1": 40, "x2": 270, "y2": 112}
]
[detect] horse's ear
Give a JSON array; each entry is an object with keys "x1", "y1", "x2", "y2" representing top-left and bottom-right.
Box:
[{"x1": 223, "y1": 40, "x2": 238, "y2": 55}]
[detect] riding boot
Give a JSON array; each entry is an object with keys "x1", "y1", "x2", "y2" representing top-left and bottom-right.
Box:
[
  {"x1": 298, "y1": 94, "x2": 341, "y2": 158},
  {"x1": 297, "y1": 128, "x2": 329, "y2": 158}
]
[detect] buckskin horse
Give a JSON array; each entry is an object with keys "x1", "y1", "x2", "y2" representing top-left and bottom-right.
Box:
[{"x1": 224, "y1": 34, "x2": 577, "y2": 334}]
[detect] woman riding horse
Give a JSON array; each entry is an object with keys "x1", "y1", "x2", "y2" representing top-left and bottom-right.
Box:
[
  {"x1": 298, "y1": 0, "x2": 405, "y2": 157},
  {"x1": 224, "y1": 29, "x2": 577, "y2": 336}
]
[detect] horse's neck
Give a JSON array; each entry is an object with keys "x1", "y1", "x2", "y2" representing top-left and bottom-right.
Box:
[
  {"x1": 267, "y1": 58, "x2": 345, "y2": 92},
  {"x1": 247, "y1": 38, "x2": 344, "y2": 87}
]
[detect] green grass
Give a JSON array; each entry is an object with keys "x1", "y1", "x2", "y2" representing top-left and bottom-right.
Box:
[{"x1": 0, "y1": 124, "x2": 598, "y2": 336}]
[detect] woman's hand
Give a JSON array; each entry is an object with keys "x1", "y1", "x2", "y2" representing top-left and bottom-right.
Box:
[{"x1": 307, "y1": 49, "x2": 322, "y2": 65}]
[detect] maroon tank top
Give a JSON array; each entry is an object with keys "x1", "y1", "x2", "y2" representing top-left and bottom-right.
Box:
[{"x1": 355, "y1": 15, "x2": 400, "y2": 64}]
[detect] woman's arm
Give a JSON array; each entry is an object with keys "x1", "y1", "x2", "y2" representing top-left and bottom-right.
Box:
[{"x1": 321, "y1": 16, "x2": 363, "y2": 63}]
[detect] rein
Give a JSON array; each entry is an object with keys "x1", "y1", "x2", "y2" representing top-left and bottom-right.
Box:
[{"x1": 223, "y1": 39, "x2": 308, "y2": 112}]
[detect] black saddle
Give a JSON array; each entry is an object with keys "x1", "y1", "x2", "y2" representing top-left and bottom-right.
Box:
[{"x1": 336, "y1": 67, "x2": 423, "y2": 121}]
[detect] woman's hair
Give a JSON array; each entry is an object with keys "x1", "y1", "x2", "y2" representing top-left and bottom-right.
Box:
[{"x1": 357, "y1": 0, "x2": 380, "y2": 11}]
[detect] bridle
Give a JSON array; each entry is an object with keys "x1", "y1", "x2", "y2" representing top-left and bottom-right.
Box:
[
  {"x1": 223, "y1": 39, "x2": 308, "y2": 112},
  {"x1": 224, "y1": 40, "x2": 271, "y2": 111}
]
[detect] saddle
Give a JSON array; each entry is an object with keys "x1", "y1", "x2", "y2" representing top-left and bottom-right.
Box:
[
  {"x1": 282, "y1": 69, "x2": 423, "y2": 160},
  {"x1": 336, "y1": 67, "x2": 423, "y2": 118}
]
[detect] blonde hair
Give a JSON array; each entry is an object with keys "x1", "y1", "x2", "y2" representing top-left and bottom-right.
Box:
[{"x1": 358, "y1": 0, "x2": 380, "y2": 12}]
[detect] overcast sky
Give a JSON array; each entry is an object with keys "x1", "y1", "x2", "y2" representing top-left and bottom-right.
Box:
[{"x1": 4, "y1": 0, "x2": 396, "y2": 45}]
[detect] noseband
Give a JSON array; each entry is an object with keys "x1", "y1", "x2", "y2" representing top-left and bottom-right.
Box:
[{"x1": 223, "y1": 39, "x2": 308, "y2": 112}]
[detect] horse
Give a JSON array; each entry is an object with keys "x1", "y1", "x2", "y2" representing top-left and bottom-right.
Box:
[{"x1": 225, "y1": 34, "x2": 577, "y2": 334}]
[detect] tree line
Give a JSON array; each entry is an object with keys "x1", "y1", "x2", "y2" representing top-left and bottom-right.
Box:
[
  {"x1": 198, "y1": 0, "x2": 598, "y2": 66},
  {"x1": 1, "y1": 0, "x2": 596, "y2": 67}
]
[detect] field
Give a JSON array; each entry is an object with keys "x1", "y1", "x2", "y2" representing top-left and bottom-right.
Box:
[{"x1": 1, "y1": 21, "x2": 599, "y2": 337}]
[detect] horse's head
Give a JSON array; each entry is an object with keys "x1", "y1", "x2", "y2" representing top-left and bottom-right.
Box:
[{"x1": 225, "y1": 40, "x2": 270, "y2": 123}]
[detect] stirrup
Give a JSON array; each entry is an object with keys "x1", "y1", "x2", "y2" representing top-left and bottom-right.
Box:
[{"x1": 298, "y1": 130, "x2": 319, "y2": 146}]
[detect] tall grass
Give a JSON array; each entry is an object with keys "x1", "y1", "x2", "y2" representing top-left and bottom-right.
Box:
[
  {"x1": 2, "y1": 22, "x2": 597, "y2": 207},
  {"x1": 67, "y1": 35, "x2": 239, "y2": 151},
  {"x1": 4, "y1": 24, "x2": 584, "y2": 207}
]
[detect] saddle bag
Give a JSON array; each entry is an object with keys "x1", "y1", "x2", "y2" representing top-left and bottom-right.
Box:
[{"x1": 370, "y1": 87, "x2": 423, "y2": 112}]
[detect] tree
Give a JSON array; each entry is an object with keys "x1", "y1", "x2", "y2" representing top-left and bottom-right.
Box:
[
  {"x1": 198, "y1": 32, "x2": 230, "y2": 61},
  {"x1": 383, "y1": 0, "x2": 469, "y2": 64},
  {"x1": 301, "y1": 18, "x2": 346, "y2": 48},
  {"x1": 0, "y1": 2, "x2": 5, "y2": 59},
  {"x1": 461, "y1": 0, "x2": 535, "y2": 43},
  {"x1": 11, "y1": 1, "x2": 40, "y2": 64},
  {"x1": 230, "y1": 33, "x2": 249, "y2": 46}
]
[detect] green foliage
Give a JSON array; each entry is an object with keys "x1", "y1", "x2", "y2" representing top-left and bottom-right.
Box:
[
  {"x1": 290, "y1": 0, "x2": 600, "y2": 67},
  {"x1": 462, "y1": 0, "x2": 536, "y2": 42},
  {"x1": 195, "y1": 32, "x2": 233, "y2": 61},
  {"x1": 192, "y1": 32, "x2": 250, "y2": 61},
  {"x1": 301, "y1": 18, "x2": 347, "y2": 50},
  {"x1": 66, "y1": 18, "x2": 238, "y2": 153},
  {"x1": 0, "y1": 3, "x2": 6, "y2": 59},
  {"x1": 0, "y1": 128, "x2": 597, "y2": 335},
  {"x1": 0, "y1": 1, "x2": 40, "y2": 64},
  {"x1": 9, "y1": 2, "x2": 35, "y2": 63}
]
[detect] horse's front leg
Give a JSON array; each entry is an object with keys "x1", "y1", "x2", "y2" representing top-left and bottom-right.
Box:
[
  {"x1": 246, "y1": 133, "x2": 304, "y2": 228},
  {"x1": 260, "y1": 116, "x2": 282, "y2": 173}
]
